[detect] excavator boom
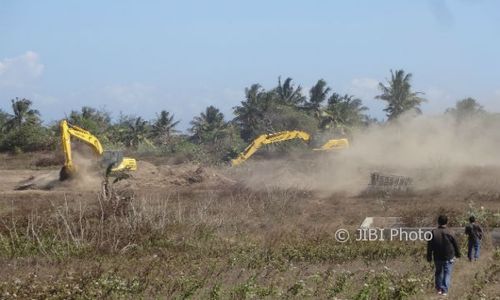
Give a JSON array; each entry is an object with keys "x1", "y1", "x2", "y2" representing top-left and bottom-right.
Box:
[{"x1": 231, "y1": 130, "x2": 311, "y2": 166}]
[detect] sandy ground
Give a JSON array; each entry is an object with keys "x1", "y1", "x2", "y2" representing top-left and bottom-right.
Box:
[{"x1": 1, "y1": 159, "x2": 500, "y2": 225}]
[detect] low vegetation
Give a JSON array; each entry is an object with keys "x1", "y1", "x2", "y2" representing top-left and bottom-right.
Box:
[{"x1": 1, "y1": 186, "x2": 498, "y2": 298}]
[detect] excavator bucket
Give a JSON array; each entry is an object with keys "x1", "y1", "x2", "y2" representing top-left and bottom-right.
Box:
[{"x1": 59, "y1": 166, "x2": 74, "y2": 181}]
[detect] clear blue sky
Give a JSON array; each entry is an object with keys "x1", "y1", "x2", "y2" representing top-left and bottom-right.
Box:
[{"x1": 1, "y1": 0, "x2": 499, "y2": 130}]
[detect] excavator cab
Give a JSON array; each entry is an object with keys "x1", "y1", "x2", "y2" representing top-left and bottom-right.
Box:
[{"x1": 101, "y1": 150, "x2": 124, "y2": 169}]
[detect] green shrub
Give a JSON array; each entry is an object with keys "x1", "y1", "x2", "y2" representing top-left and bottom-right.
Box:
[{"x1": 0, "y1": 124, "x2": 55, "y2": 153}]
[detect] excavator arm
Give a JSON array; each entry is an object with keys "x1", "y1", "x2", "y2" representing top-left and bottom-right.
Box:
[
  {"x1": 231, "y1": 130, "x2": 311, "y2": 166},
  {"x1": 60, "y1": 120, "x2": 104, "y2": 180},
  {"x1": 59, "y1": 120, "x2": 137, "y2": 181}
]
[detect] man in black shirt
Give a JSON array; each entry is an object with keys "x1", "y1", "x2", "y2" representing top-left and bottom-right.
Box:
[
  {"x1": 427, "y1": 215, "x2": 461, "y2": 296},
  {"x1": 465, "y1": 216, "x2": 483, "y2": 261}
]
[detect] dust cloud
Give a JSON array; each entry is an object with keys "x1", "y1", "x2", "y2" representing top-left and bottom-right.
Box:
[
  {"x1": 69, "y1": 150, "x2": 103, "y2": 190},
  {"x1": 233, "y1": 113, "x2": 500, "y2": 194},
  {"x1": 16, "y1": 147, "x2": 103, "y2": 191}
]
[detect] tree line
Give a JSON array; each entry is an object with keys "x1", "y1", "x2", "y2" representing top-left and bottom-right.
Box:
[{"x1": 0, "y1": 69, "x2": 488, "y2": 163}]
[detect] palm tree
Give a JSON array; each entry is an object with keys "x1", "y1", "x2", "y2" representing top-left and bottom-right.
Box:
[
  {"x1": 445, "y1": 98, "x2": 484, "y2": 121},
  {"x1": 320, "y1": 93, "x2": 369, "y2": 131},
  {"x1": 376, "y1": 70, "x2": 426, "y2": 120},
  {"x1": 151, "y1": 110, "x2": 180, "y2": 145},
  {"x1": 304, "y1": 79, "x2": 331, "y2": 117},
  {"x1": 123, "y1": 117, "x2": 153, "y2": 149},
  {"x1": 275, "y1": 77, "x2": 306, "y2": 106},
  {"x1": 233, "y1": 84, "x2": 272, "y2": 141},
  {"x1": 5, "y1": 98, "x2": 40, "y2": 130},
  {"x1": 69, "y1": 106, "x2": 111, "y2": 135},
  {"x1": 190, "y1": 106, "x2": 226, "y2": 142}
]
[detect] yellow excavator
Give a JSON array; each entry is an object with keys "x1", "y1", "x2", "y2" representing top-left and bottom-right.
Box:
[
  {"x1": 231, "y1": 130, "x2": 349, "y2": 166},
  {"x1": 59, "y1": 120, "x2": 137, "y2": 181}
]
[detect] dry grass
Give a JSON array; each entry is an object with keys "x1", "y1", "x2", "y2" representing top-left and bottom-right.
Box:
[{"x1": 0, "y1": 180, "x2": 499, "y2": 299}]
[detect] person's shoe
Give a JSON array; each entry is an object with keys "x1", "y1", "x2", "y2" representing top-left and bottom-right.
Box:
[
  {"x1": 437, "y1": 290, "x2": 443, "y2": 295},
  {"x1": 442, "y1": 293, "x2": 448, "y2": 296}
]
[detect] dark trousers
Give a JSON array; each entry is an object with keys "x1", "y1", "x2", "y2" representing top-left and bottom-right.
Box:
[
  {"x1": 467, "y1": 239, "x2": 481, "y2": 260},
  {"x1": 434, "y1": 259, "x2": 454, "y2": 293}
]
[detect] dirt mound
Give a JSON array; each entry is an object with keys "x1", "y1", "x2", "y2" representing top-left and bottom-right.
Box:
[
  {"x1": 112, "y1": 161, "x2": 235, "y2": 192},
  {"x1": 12, "y1": 160, "x2": 235, "y2": 193},
  {"x1": 14, "y1": 168, "x2": 103, "y2": 191},
  {"x1": 15, "y1": 171, "x2": 60, "y2": 190}
]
